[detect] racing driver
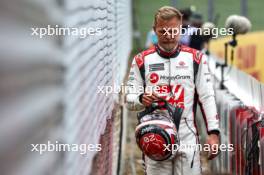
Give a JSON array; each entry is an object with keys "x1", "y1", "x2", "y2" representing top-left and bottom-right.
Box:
[{"x1": 126, "y1": 6, "x2": 220, "y2": 175}]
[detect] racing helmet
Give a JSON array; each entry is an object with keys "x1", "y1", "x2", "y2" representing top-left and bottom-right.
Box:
[{"x1": 135, "y1": 113, "x2": 179, "y2": 161}]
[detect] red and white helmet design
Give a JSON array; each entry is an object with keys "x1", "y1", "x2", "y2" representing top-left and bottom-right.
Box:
[{"x1": 135, "y1": 114, "x2": 179, "y2": 161}]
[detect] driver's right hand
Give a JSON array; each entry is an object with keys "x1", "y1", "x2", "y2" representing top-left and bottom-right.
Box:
[{"x1": 140, "y1": 92, "x2": 160, "y2": 107}]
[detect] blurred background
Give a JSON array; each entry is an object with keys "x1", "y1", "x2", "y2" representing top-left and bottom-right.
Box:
[{"x1": 0, "y1": 0, "x2": 263, "y2": 175}]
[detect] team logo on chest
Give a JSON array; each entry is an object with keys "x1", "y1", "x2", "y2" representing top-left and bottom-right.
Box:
[
  {"x1": 149, "y1": 73, "x2": 159, "y2": 84},
  {"x1": 156, "y1": 84, "x2": 185, "y2": 108}
]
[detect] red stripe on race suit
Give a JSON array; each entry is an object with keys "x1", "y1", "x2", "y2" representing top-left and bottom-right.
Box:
[{"x1": 154, "y1": 85, "x2": 185, "y2": 109}]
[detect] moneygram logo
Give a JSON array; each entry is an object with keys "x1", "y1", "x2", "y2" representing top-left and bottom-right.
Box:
[{"x1": 160, "y1": 75, "x2": 191, "y2": 80}]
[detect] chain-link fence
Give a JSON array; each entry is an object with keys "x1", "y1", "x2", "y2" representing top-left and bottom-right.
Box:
[{"x1": 0, "y1": 0, "x2": 131, "y2": 175}]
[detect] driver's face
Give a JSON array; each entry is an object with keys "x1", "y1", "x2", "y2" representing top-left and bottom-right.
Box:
[{"x1": 154, "y1": 17, "x2": 182, "y2": 51}]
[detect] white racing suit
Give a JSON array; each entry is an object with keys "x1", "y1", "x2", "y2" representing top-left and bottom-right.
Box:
[{"x1": 126, "y1": 44, "x2": 220, "y2": 175}]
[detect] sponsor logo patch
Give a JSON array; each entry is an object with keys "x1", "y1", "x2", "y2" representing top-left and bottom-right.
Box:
[
  {"x1": 179, "y1": 61, "x2": 185, "y2": 66},
  {"x1": 149, "y1": 73, "x2": 159, "y2": 84},
  {"x1": 160, "y1": 75, "x2": 191, "y2": 80},
  {"x1": 176, "y1": 61, "x2": 188, "y2": 69},
  {"x1": 149, "y1": 63, "x2": 165, "y2": 72},
  {"x1": 157, "y1": 84, "x2": 185, "y2": 108}
]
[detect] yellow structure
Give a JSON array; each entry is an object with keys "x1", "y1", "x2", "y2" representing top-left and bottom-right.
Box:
[{"x1": 210, "y1": 31, "x2": 264, "y2": 82}]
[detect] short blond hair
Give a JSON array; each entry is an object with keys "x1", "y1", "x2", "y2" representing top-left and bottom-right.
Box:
[{"x1": 154, "y1": 6, "x2": 182, "y2": 27}]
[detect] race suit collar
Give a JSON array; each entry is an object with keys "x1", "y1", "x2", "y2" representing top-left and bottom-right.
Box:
[{"x1": 155, "y1": 44, "x2": 181, "y2": 58}]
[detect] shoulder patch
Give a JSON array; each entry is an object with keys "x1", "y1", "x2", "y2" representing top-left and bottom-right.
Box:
[
  {"x1": 134, "y1": 53, "x2": 144, "y2": 68},
  {"x1": 194, "y1": 51, "x2": 203, "y2": 64},
  {"x1": 181, "y1": 45, "x2": 202, "y2": 64},
  {"x1": 134, "y1": 47, "x2": 156, "y2": 68}
]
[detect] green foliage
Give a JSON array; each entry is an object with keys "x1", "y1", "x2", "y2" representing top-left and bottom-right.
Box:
[{"x1": 133, "y1": 0, "x2": 264, "y2": 50}]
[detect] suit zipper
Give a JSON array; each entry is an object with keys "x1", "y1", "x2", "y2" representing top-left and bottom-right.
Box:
[{"x1": 169, "y1": 57, "x2": 173, "y2": 97}]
